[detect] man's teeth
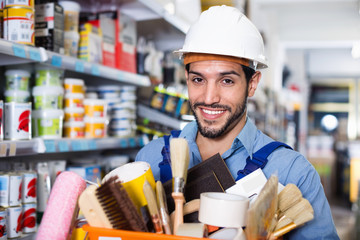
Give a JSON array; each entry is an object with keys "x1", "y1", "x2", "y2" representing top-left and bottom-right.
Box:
[{"x1": 202, "y1": 109, "x2": 224, "y2": 115}]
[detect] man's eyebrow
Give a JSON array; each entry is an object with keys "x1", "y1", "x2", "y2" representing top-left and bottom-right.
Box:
[{"x1": 188, "y1": 70, "x2": 241, "y2": 77}]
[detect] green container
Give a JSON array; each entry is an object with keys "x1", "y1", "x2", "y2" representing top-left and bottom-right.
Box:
[
  {"x1": 5, "y1": 69, "x2": 30, "y2": 91},
  {"x1": 32, "y1": 86, "x2": 64, "y2": 110},
  {"x1": 35, "y1": 68, "x2": 63, "y2": 86}
]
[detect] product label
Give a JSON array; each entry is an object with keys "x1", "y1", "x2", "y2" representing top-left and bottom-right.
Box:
[
  {"x1": 4, "y1": 9, "x2": 34, "y2": 45},
  {"x1": 0, "y1": 209, "x2": 7, "y2": 238},
  {"x1": 0, "y1": 175, "x2": 9, "y2": 207},
  {"x1": 8, "y1": 174, "x2": 22, "y2": 207},
  {"x1": 22, "y1": 203, "x2": 36, "y2": 233},
  {"x1": 34, "y1": 95, "x2": 62, "y2": 110},
  {"x1": 4, "y1": 102, "x2": 31, "y2": 140},
  {"x1": 6, "y1": 206, "x2": 22, "y2": 238},
  {"x1": 85, "y1": 105, "x2": 104, "y2": 117},
  {"x1": 36, "y1": 118, "x2": 61, "y2": 137},
  {"x1": 21, "y1": 172, "x2": 37, "y2": 204}
]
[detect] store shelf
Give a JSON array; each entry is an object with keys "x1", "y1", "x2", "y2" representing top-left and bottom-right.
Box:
[
  {"x1": 0, "y1": 39, "x2": 47, "y2": 66},
  {"x1": 0, "y1": 139, "x2": 46, "y2": 158},
  {"x1": 43, "y1": 136, "x2": 147, "y2": 153},
  {"x1": 45, "y1": 51, "x2": 151, "y2": 87},
  {"x1": 138, "y1": 104, "x2": 191, "y2": 130}
]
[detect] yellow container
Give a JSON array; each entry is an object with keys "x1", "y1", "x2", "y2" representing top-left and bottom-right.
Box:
[
  {"x1": 64, "y1": 78, "x2": 84, "y2": 94},
  {"x1": 5, "y1": 0, "x2": 35, "y2": 8},
  {"x1": 84, "y1": 99, "x2": 106, "y2": 118},
  {"x1": 63, "y1": 121, "x2": 85, "y2": 138},
  {"x1": 64, "y1": 93, "x2": 84, "y2": 108},
  {"x1": 64, "y1": 107, "x2": 84, "y2": 122},
  {"x1": 84, "y1": 117, "x2": 105, "y2": 138},
  {"x1": 3, "y1": 6, "x2": 34, "y2": 45}
]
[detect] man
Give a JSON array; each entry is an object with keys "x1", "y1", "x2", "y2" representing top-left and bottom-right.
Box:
[{"x1": 136, "y1": 5, "x2": 339, "y2": 239}]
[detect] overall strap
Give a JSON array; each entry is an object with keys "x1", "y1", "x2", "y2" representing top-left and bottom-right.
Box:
[
  {"x1": 236, "y1": 141, "x2": 292, "y2": 181},
  {"x1": 159, "y1": 130, "x2": 182, "y2": 183}
]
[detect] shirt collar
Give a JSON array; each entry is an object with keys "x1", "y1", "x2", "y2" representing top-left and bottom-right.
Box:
[{"x1": 179, "y1": 117, "x2": 257, "y2": 158}]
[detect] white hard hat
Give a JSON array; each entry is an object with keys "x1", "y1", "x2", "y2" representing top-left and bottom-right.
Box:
[{"x1": 175, "y1": 5, "x2": 268, "y2": 70}]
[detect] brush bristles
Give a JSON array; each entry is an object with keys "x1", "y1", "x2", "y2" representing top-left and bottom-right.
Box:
[
  {"x1": 280, "y1": 198, "x2": 313, "y2": 220},
  {"x1": 143, "y1": 180, "x2": 159, "y2": 217},
  {"x1": 96, "y1": 176, "x2": 148, "y2": 232},
  {"x1": 293, "y1": 211, "x2": 314, "y2": 226},
  {"x1": 246, "y1": 175, "x2": 278, "y2": 239},
  {"x1": 278, "y1": 184, "x2": 303, "y2": 213},
  {"x1": 170, "y1": 138, "x2": 190, "y2": 180}
]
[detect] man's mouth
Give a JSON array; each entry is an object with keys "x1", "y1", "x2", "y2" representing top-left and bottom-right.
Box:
[{"x1": 201, "y1": 108, "x2": 225, "y2": 115}]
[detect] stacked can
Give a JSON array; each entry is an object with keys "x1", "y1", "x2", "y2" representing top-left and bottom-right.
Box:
[
  {"x1": 21, "y1": 171, "x2": 37, "y2": 235},
  {"x1": 32, "y1": 67, "x2": 64, "y2": 139},
  {"x1": 109, "y1": 86, "x2": 137, "y2": 137},
  {"x1": 36, "y1": 162, "x2": 50, "y2": 225},
  {"x1": 63, "y1": 78, "x2": 85, "y2": 138},
  {"x1": 83, "y1": 98, "x2": 107, "y2": 138},
  {"x1": 3, "y1": 68, "x2": 32, "y2": 140},
  {"x1": 3, "y1": 0, "x2": 35, "y2": 45},
  {"x1": 0, "y1": 171, "x2": 23, "y2": 238}
]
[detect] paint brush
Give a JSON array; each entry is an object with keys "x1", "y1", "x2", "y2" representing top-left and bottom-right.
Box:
[
  {"x1": 143, "y1": 180, "x2": 163, "y2": 234},
  {"x1": 246, "y1": 175, "x2": 278, "y2": 240},
  {"x1": 156, "y1": 180, "x2": 172, "y2": 234},
  {"x1": 278, "y1": 184, "x2": 303, "y2": 214},
  {"x1": 170, "y1": 138, "x2": 190, "y2": 235}
]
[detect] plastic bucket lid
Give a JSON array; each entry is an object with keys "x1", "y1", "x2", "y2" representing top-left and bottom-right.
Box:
[
  {"x1": 59, "y1": 1, "x2": 80, "y2": 12},
  {"x1": 64, "y1": 107, "x2": 85, "y2": 114},
  {"x1": 84, "y1": 98, "x2": 106, "y2": 106},
  {"x1": 32, "y1": 86, "x2": 64, "y2": 96},
  {"x1": 64, "y1": 78, "x2": 84, "y2": 86},
  {"x1": 4, "y1": 90, "x2": 30, "y2": 98},
  {"x1": 84, "y1": 117, "x2": 106, "y2": 123},
  {"x1": 97, "y1": 85, "x2": 122, "y2": 93},
  {"x1": 32, "y1": 109, "x2": 64, "y2": 119},
  {"x1": 64, "y1": 121, "x2": 85, "y2": 128},
  {"x1": 64, "y1": 93, "x2": 84, "y2": 99},
  {"x1": 5, "y1": 69, "x2": 30, "y2": 77}
]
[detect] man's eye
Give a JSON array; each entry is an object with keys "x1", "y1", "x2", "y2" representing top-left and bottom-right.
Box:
[
  {"x1": 192, "y1": 77, "x2": 203, "y2": 83},
  {"x1": 223, "y1": 78, "x2": 234, "y2": 84}
]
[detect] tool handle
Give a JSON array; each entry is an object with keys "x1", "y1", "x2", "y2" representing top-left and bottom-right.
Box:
[{"x1": 172, "y1": 192, "x2": 185, "y2": 234}]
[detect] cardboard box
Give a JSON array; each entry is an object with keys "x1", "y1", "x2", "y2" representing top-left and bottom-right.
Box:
[
  {"x1": 35, "y1": 2, "x2": 64, "y2": 53},
  {"x1": 115, "y1": 10, "x2": 137, "y2": 73},
  {"x1": 78, "y1": 23, "x2": 102, "y2": 63}
]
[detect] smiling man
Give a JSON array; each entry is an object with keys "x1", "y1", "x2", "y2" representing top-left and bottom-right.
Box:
[{"x1": 135, "y1": 5, "x2": 339, "y2": 239}]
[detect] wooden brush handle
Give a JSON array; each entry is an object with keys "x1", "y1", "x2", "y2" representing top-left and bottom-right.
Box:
[
  {"x1": 172, "y1": 192, "x2": 185, "y2": 235},
  {"x1": 270, "y1": 223, "x2": 296, "y2": 239}
]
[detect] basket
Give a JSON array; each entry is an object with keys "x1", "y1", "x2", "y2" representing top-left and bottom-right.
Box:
[{"x1": 82, "y1": 224, "x2": 210, "y2": 240}]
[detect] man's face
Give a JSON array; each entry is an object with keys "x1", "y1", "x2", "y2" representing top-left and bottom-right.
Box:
[{"x1": 186, "y1": 60, "x2": 255, "y2": 139}]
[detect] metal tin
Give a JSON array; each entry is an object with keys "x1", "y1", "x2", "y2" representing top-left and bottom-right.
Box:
[
  {"x1": 3, "y1": 5, "x2": 34, "y2": 46},
  {"x1": 4, "y1": 102, "x2": 31, "y2": 140},
  {"x1": 6, "y1": 206, "x2": 22, "y2": 238},
  {"x1": 22, "y1": 203, "x2": 36, "y2": 233},
  {"x1": 0, "y1": 174, "x2": 9, "y2": 207},
  {"x1": 0, "y1": 101, "x2": 3, "y2": 141},
  {"x1": 0, "y1": 207, "x2": 7, "y2": 239},
  {"x1": 36, "y1": 162, "x2": 50, "y2": 217},
  {"x1": 8, "y1": 173, "x2": 22, "y2": 207},
  {"x1": 21, "y1": 171, "x2": 36, "y2": 204},
  {"x1": 5, "y1": 0, "x2": 34, "y2": 8}
]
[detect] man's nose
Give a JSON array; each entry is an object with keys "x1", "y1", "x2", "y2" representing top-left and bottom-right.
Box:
[{"x1": 203, "y1": 82, "x2": 220, "y2": 105}]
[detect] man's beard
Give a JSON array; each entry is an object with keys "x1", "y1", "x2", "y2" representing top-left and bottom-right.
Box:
[{"x1": 190, "y1": 98, "x2": 248, "y2": 139}]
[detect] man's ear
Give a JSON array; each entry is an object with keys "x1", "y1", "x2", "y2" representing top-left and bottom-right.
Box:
[{"x1": 248, "y1": 71, "x2": 261, "y2": 97}]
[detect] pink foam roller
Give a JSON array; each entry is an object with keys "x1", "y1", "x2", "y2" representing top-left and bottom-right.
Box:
[{"x1": 36, "y1": 171, "x2": 86, "y2": 240}]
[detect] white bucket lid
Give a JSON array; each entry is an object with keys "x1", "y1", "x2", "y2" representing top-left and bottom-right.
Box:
[
  {"x1": 32, "y1": 86, "x2": 64, "y2": 96},
  {"x1": 84, "y1": 98, "x2": 106, "y2": 106},
  {"x1": 64, "y1": 78, "x2": 84, "y2": 85},
  {"x1": 5, "y1": 69, "x2": 30, "y2": 77},
  {"x1": 59, "y1": 1, "x2": 81, "y2": 12},
  {"x1": 64, "y1": 93, "x2": 84, "y2": 99},
  {"x1": 32, "y1": 109, "x2": 65, "y2": 119},
  {"x1": 64, "y1": 107, "x2": 85, "y2": 114},
  {"x1": 64, "y1": 121, "x2": 85, "y2": 128},
  {"x1": 84, "y1": 116, "x2": 106, "y2": 123},
  {"x1": 4, "y1": 90, "x2": 30, "y2": 97}
]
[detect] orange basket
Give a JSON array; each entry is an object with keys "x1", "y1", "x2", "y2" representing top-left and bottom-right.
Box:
[{"x1": 82, "y1": 224, "x2": 210, "y2": 240}]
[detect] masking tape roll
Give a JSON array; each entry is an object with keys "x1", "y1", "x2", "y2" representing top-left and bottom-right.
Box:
[
  {"x1": 176, "y1": 223, "x2": 208, "y2": 238},
  {"x1": 199, "y1": 192, "x2": 249, "y2": 228},
  {"x1": 102, "y1": 161, "x2": 156, "y2": 211}
]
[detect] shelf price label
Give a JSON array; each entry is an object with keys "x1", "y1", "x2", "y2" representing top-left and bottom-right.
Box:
[
  {"x1": 129, "y1": 138, "x2": 136, "y2": 147},
  {"x1": 88, "y1": 140, "x2": 97, "y2": 150},
  {"x1": 44, "y1": 140, "x2": 56, "y2": 153},
  {"x1": 12, "y1": 44, "x2": 26, "y2": 58},
  {"x1": 91, "y1": 65, "x2": 100, "y2": 76},
  {"x1": 71, "y1": 141, "x2": 82, "y2": 151},
  {"x1": 0, "y1": 144, "x2": 7, "y2": 157},
  {"x1": 29, "y1": 48, "x2": 42, "y2": 61},
  {"x1": 120, "y1": 139, "x2": 128, "y2": 148},
  {"x1": 51, "y1": 55, "x2": 62, "y2": 67},
  {"x1": 58, "y1": 141, "x2": 69, "y2": 152},
  {"x1": 75, "y1": 61, "x2": 84, "y2": 72}
]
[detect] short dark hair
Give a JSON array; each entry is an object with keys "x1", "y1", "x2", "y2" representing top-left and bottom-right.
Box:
[{"x1": 185, "y1": 63, "x2": 255, "y2": 83}]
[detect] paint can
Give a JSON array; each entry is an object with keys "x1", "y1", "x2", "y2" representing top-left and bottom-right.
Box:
[
  {"x1": 4, "y1": 102, "x2": 31, "y2": 140},
  {"x1": 22, "y1": 203, "x2": 36, "y2": 233},
  {"x1": 0, "y1": 207, "x2": 7, "y2": 240},
  {"x1": 6, "y1": 206, "x2": 22, "y2": 238},
  {"x1": 8, "y1": 172, "x2": 22, "y2": 207},
  {"x1": 21, "y1": 171, "x2": 37, "y2": 204},
  {"x1": 5, "y1": 0, "x2": 34, "y2": 8},
  {"x1": 3, "y1": 5, "x2": 34, "y2": 46}
]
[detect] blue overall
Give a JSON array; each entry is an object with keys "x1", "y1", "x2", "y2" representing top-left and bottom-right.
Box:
[{"x1": 159, "y1": 130, "x2": 292, "y2": 183}]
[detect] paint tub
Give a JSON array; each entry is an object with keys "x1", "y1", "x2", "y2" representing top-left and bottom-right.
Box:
[
  {"x1": 35, "y1": 67, "x2": 63, "y2": 86},
  {"x1": 63, "y1": 121, "x2": 85, "y2": 138},
  {"x1": 3, "y1": 5, "x2": 34, "y2": 45},
  {"x1": 4, "y1": 90, "x2": 30, "y2": 103},
  {"x1": 32, "y1": 86, "x2": 64, "y2": 110},
  {"x1": 84, "y1": 117, "x2": 106, "y2": 138},
  {"x1": 4, "y1": 102, "x2": 31, "y2": 140},
  {"x1": 5, "y1": 69, "x2": 30, "y2": 91},
  {"x1": 5, "y1": 0, "x2": 34, "y2": 8},
  {"x1": 64, "y1": 107, "x2": 84, "y2": 122},
  {"x1": 32, "y1": 109, "x2": 64, "y2": 139},
  {"x1": 64, "y1": 30, "x2": 79, "y2": 57},
  {"x1": 58, "y1": 1, "x2": 80, "y2": 32},
  {"x1": 64, "y1": 93, "x2": 84, "y2": 108},
  {"x1": 84, "y1": 99, "x2": 106, "y2": 118},
  {"x1": 64, "y1": 78, "x2": 84, "y2": 94}
]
